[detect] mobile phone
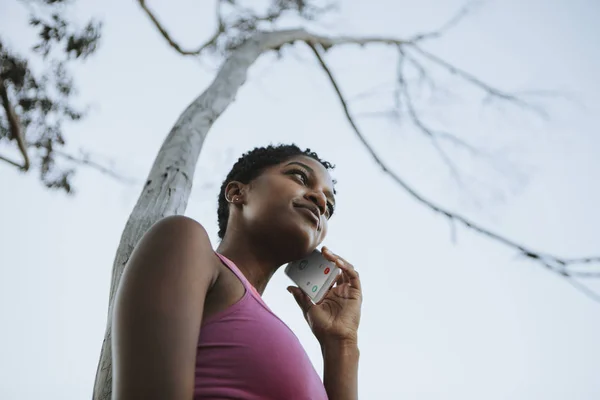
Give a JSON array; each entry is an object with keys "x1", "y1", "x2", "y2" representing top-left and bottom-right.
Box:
[{"x1": 284, "y1": 249, "x2": 341, "y2": 304}]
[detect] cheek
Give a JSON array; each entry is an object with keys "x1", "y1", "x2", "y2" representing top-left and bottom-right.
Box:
[
  {"x1": 319, "y1": 220, "x2": 329, "y2": 239},
  {"x1": 244, "y1": 193, "x2": 285, "y2": 222}
]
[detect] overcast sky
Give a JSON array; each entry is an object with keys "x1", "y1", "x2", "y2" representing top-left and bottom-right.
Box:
[{"x1": 1, "y1": 0, "x2": 599, "y2": 399}]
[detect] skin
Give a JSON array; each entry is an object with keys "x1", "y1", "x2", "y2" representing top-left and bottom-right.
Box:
[{"x1": 112, "y1": 155, "x2": 362, "y2": 400}]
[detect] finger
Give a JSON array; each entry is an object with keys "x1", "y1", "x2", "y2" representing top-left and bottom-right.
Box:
[
  {"x1": 321, "y1": 246, "x2": 338, "y2": 263},
  {"x1": 287, "y1": 286, "x2": 313, "y2": 315},
  {"x1": 334, "y1": 271, "x2": 344, "y2": 286},
  {"x1": 323, "y1": 248, "x2": 346, "y2": 285},
  {"x1": 323, "y1": 247, "x2": 354, "y2": 272},
  {"x1": 334, "y1": 258, "x2": 361, "y2": 292},
  {"x1": 339, "y1": 268, "x2": 349, "y2": 286},
  {"x1": 322, "y1": 247, "x2": 361, "y2": 290}
]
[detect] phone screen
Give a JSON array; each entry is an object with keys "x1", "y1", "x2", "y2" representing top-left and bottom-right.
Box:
[{"x1": 285, "y1": 250, "x2": 340, "y2": 303}]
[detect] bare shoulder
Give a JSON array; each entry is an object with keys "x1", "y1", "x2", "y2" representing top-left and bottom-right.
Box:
[
  {"x1": 135, "y1": 215, "x2": 220, "y2": 281},
  {"x1": 112, "y1": 215, "x2": 220, "y2": 399},
  {"x1": 148, "y1": 215, "x2": 212, "y2": 245}
]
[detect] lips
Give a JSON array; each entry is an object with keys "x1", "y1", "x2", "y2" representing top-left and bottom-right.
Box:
[{"x1": 294, "y1": 203, "x2": 320, "y2": 228}]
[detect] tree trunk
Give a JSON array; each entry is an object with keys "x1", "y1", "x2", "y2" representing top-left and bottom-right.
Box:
[{"x1": 92, "y1": 28, "x2": 320, "y2": 400}]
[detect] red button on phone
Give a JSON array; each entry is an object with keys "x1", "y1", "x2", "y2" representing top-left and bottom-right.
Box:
[{"x1": 324, "y1": 267, "x2": 330, "y2": 275}]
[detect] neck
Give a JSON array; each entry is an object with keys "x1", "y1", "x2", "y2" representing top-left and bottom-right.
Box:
[{"x1": 216, "y1": 227, "x2": 284, "y2": 295}]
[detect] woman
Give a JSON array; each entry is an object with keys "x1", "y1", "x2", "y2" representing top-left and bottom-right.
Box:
[{"x1": 112, "y1": 144, "x2": 363, "y2": 400}]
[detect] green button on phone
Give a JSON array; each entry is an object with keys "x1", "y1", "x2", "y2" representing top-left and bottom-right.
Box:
[{"x1": 312, "y1": 285, "x2": 318, "y2": 293}]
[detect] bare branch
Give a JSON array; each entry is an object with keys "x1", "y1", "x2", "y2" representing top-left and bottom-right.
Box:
[
  {"x1": 0, "y1": 79, "x2": 30, "y2": 171},
  {"x1": 562, "y1": 277, "x2": 600, "y2": 303},
  {"x1": 395, "y1": 51, "x2": 497, "y2": 160},
  {"x1": 565, "y1": 271, "x2": 600, "y2": 278},
  {"x1": 404, "y1": 55, "x2": 438, "y2": 93},
  {"x1": 138, "y1": 0, "x2": 547, "y2": 123},
  {"x1": 347, "y1": 82, "x2": 397, "y2": 104},
  {"x1": 396, "y1": 50, "x2": 464, "y2": 186},
  {"x1": 53, "y1": 149, "x2": 138, "y2": 184},
  {"x1": 1, "y1": 146, "x2": 135, "y2": 185},
  {"x1": 304, "y1": 33, "x2": 550, "y2": 125},
  {"x1": 0, "y1": 153, "x2": 26, "y2": 169},
  {"x1": 408, "y1": 44, "x2": 548, "y2": 118},
  {"x1": 305, "y1": 40, "x2": 600, "y2": 290},
  {"x1": 131, "y1": 17, "x2": 600, "y2": 293},
  {"x1": 138, "y1": 0, "x2": 223, "y2": 56},
  {"x1": 410, "y1": 0, "x2": 483, "y2": 42},
  {"x1": 556, "y1": 256, "x2": 600, "y2": 265}
]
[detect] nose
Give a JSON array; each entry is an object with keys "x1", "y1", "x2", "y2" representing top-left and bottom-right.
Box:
[{"x1": 306, "y1": 190, "x2": 327, "y2": 216}]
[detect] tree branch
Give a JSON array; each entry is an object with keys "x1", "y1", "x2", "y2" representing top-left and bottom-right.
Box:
[
  {"x1": 138, "y1": 1, "x2": 546, "y2": 118},
  {"x1": 305, "y1": 41, "x2": 600, "y2": 300},
  {"x1": 409, "y1": 0, "x2": 483, "y2": 43},
  {"x1": 396, "y1": 50, "x2": 464, "y2": 186},
  {"x1": 0, "y1": 79, "x2": 30, "y2": 171},
  {"x1": 396, "y1": 52, "x2": 483, "y2": 155},
  {"x1": 138, "y1": 0, "x2": 223, "y2": 56},
  {"x1": 563, "y1": 277, "x2": 600, "y2": 303},
  {"x1": 53, "y1": 149, "x2": 138, "y2": 184},
  {"x1": 137, "y1": 5, "x2": 599, "y2": 296},
  {"x1": 407, "y1": 44, "x2": 548, "y2": 118},
  {"x1": 0, "y1": 153, "x2": 26, "y2": 169},
  {"x1": 556, "y1": 256, "x2": 600, "y2": 265}
]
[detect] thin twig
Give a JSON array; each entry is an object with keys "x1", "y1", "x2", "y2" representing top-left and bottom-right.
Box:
[
  {"x1": 353, "y1": 109, "x2": 401, "y2": 120},
  {"x1": 557, "y1": 256, "x2": 600, "y2": 265},
  {"x1": 0, "y1": 153, "x2": 25, "y2": 169},
  {"x1": 564, "y1": 271, "x2": 600, "y2": 278},
  {"x1": 306, "y1": 41, "x2": 600, "y2": 300},
  {"x1": 53, "y1": 149, "x2": 138, "y2": 184},
  {"x1": 410, "y1": 0, "x2": 483, "y2": 42},
  {"x1": 401, "y1": 54, "x2": 485, "y2": 156},
  {"x1": 347, "y1": 83, "x2": 397, "y2": 104},
  {"x1": 135, "y1": 3, "x2": 600, "y2": 298},
  {"x1": 138, "y1": 0, "x2": 222, "y2": 56},
  {"x1": 408, "y1": 44, "x2": 548, "y2": 119},
  {"x1": 562, "y1": 277, "x2": 600, "y2": 303},
  {"x1": 397, "y1": 50, "x2": 464, "y2": 186},
  {"x1": 405, "y1": 55, "x2": 438, "y2": 93},
  {"x1": 0, "y1": 79, "x2": 30, "y2": 171}
]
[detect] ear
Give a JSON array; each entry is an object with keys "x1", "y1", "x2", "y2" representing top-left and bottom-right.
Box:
[{"x1": 224, "y1": 181, "x2": 246, "y2": 204}]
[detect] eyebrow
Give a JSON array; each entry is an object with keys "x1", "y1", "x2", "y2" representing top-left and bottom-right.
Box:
[{"x1": 285, "y1": 161, "x2": 336, "y2": 204}]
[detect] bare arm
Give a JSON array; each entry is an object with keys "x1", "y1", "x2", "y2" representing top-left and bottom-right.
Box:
[
  {"x1": 322, "y1": 339, "x2": 360, "y2": 400},
  {"x1": 111, "y1": 215, "x2": 219, "y2": 400},
  {"x1": 289, "y1": 247, "x2": 362, "y2": 400}
]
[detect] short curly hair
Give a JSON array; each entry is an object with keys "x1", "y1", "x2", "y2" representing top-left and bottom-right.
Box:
[{"x1": 217, "y1": 144, "x2": 335, "y2": 239}]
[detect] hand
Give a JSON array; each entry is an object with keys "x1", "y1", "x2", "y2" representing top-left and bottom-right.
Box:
[{"x1": 288, "y1": 247, "x2": 363, "y2": 345}]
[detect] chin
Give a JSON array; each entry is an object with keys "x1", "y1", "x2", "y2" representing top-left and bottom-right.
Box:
[{"x1": 267, "y1": 220, "x2": 321, "y2": 261}]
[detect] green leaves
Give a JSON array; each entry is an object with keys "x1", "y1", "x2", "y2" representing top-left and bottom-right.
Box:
[{"x1": 0, "y1": 0, "x2": 101, "y2": 192}]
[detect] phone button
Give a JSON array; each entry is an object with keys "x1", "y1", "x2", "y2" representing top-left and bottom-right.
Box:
[
  {"x1": 311, "y1": 285, "x2": 318, "y2": 293},
  {"x1": 324, "y1": 267, "x2": 330, "y2": 275}
]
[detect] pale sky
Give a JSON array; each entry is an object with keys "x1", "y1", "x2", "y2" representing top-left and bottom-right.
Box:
[{"x1": 1, "y1": 0, "x2": 599, "y2": 399}]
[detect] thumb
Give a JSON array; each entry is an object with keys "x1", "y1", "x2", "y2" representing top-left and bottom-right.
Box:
[{"x1": 287, "y1": 286, "x2": 312, "y2": 315}]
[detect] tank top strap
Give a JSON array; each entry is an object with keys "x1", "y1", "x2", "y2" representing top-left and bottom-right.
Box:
[{"x1": 214, "y1": 252, "x2": 263, "y2": 299}]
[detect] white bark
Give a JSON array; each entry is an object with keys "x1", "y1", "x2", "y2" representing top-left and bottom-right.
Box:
[{"x1": 91, "y1": 28, "x2": 331, "y2": 400}]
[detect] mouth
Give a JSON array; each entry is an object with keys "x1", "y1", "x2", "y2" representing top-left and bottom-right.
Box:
[{"x1": 294, "y1": 204, "x2": 321, "y2": 228}]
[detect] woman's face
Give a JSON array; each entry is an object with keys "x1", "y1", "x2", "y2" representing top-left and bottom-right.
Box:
[{"x1": 235, "y1": 155, "x2": 336, "y2": 259}]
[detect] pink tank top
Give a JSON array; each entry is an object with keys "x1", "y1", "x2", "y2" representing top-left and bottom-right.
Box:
[{"x1": 194, "y1": 253, "x2": 328, "y2": 400}]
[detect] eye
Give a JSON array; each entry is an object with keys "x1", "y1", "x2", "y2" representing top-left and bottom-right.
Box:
[
  {"x1": 288, "y1": 169, "x2": 308, "y2": 185},
  {"x1": 326, "y1": 202, "x2": 335, "y2": 218}
]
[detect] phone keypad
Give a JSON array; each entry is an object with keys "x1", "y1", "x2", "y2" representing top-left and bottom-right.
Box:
[{"x1": 286, "y1": 252, "x2": 337, "y2": 300}]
